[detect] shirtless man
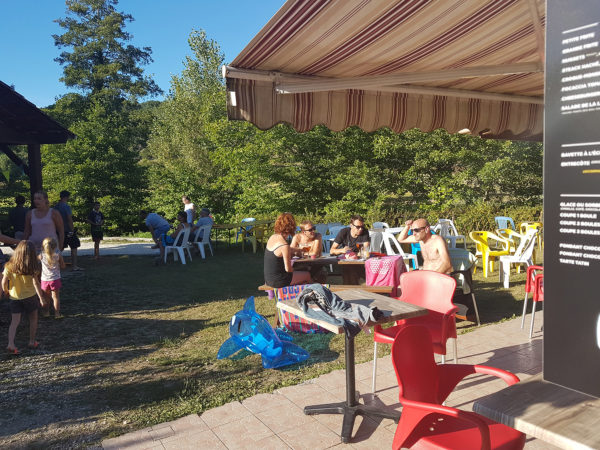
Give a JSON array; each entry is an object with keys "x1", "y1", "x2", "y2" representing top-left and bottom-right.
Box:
[{"x1": 397, "y1": 218, "x2": 453, "y2": 274}]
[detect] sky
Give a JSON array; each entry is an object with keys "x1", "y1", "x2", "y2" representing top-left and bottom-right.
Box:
[{"x1": 1, "y1": 0, "x2": 285, "y2": 107}]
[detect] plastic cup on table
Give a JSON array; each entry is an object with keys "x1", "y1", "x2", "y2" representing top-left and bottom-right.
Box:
[{"x1": 310, "y1": 254, "x2": 317, "y2": 260}]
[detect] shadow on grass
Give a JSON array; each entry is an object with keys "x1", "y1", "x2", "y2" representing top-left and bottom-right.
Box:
[{"x1": 63, "y1": 248, "x2": 265, "y2": 316}]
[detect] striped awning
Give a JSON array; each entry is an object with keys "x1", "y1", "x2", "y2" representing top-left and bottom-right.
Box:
[{"x1": 224, "y1": 0, "x2": 545, "y2": 141}]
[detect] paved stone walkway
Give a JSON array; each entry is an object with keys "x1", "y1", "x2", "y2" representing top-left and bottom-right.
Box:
[{"x1": 102, "y1": 313, "x2": 554, "y2": 449}]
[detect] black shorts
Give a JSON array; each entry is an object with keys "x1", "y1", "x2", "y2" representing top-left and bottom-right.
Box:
[
  {"x1": 9, "y1": 296, "x2": 41, "y2": 314},
  {"x1": 65, "y1": 231, "x2": 81, "y2": 249},
  {"x1": 91, "y1": 226, "x2": 103, "y2": 241}
]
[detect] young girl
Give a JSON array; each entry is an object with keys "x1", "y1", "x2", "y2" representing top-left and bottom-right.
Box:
[
  {"x1": 40, "y1": 237, "x2": 65, "y2": 319},
  {"x1": 1, "y1": 240, "x2": 44, "y2": 354}
]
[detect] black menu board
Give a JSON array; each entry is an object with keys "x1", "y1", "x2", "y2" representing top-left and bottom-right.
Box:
[{"x1": 545, "y1": 0, "x2": 600, "y2": 397}]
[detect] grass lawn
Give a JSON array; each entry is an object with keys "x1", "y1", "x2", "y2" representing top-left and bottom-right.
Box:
[{"x1": 0, "y1": 244, "x2": 536, "y2": 448}]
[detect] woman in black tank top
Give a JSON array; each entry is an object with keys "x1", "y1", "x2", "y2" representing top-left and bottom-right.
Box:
[{"x1": 264, "y1": 213, "x2": 312, "y2": 288}]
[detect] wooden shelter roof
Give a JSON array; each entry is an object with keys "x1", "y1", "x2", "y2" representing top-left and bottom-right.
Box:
[{"x1": 0, "y1": 80, "x2": 75, "y2": 145}]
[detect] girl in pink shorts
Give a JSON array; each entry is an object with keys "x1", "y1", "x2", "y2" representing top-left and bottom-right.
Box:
[{"x1": 40, "y1": 237, "x2": 65, "y2": 318}]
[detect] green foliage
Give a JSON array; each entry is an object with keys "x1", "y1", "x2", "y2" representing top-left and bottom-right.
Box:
[
  {"x1": 1, "y1": 21, "x2": 544, "y2": 234},
  {"x1": 43, "y1": 98, "x2": 149, "y2": 231},
  {"x1": 53, "y1": 0, "x2": 161, "y2": 100},
  {"x1": 32, "y1": 0, "x2": 163, "y2": 234}
]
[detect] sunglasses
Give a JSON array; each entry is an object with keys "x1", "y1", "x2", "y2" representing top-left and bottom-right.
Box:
[
  {"x1": 304, "y1": 227, "x2": 316, "y2": 232},
  {"x1": 352, "y1": 223, "x2": 365, "y2": 229},
  {"x1": 411, "y1": 226, "x2": 427, "y2": 233}
]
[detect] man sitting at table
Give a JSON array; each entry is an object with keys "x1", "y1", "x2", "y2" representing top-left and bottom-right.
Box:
[
  {"x1": 330, "y1": 215, "x2": 370, "y2": 284},
  {"x1": 330, "y1": 215, "x2": 371, "y2": 257},
  {"x1": 291, "y1": 220, "x2": 326, "y2": 283},
  {"x1": 191, "y1": 208, "x2": 213, "y2": 240},
  {"x1": 397, "y1": 218, "x2": 453, "y2": 274}
]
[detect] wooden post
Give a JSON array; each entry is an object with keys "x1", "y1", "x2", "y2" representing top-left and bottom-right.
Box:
[{"x1": 27, "y1": 143, "x2": 42, "y2": 202}]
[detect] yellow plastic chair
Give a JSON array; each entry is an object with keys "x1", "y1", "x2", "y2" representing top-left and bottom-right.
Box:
[
  {"x1": 469, "y1": 231, "x2": 510, "y2": 278},
  {"x1": 242, "y1": 225, "x2": 266, "y2": 253},
  {"x1": 519, "y1": 222, "x2": 543, "y2": 262}
]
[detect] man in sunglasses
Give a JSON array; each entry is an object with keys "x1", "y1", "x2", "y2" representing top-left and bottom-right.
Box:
[
  {"x1": 397, "y1": 218, "x2": 453, "y2": 274},
  {"x1": 291, "y1": 220, "x2": 323, "y2": 257},
  {"x1": 330, "y1": 215, "x2": 371, "y2": 257},
  {"x1": 330, "y1": 215, "x2": 371, "y2": 284}
]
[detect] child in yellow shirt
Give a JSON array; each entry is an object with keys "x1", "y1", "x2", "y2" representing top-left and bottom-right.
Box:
[{"x1": 1, "y1": 240, "x2": 44, "y2": 355}]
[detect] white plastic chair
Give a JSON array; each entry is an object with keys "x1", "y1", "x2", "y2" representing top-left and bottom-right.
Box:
[
  {"x1": 380, "y1": 231, "x2": 418, "y2": 271},
  {"x1": 448, "y1": 248, "x2": 481, "y2": 326},
  {"x1": 164, "y1": 226, "x2": 193, "y2": 264},
  {"x1": 498, "y1": 229, "x2": 539, "y2": 288},
  {"x1": 372, "y1": 221, "x2": 389, "y2": 229},
  {"x1": 433, "y1": 219, "x2": 466, "y2": 249},
  {"x1": 191, "y1": 224, "x2": 213, "y2": 259}
]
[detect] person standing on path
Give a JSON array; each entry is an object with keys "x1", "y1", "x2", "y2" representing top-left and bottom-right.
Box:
[
  {"x1": 54, "y1": 191, "x2": 82, "y2": 271},
  {"x1": 182, "y1": 196, "x2": 196, "y2": 225},
  {"x1": 39, "y1": 237, "x2": 65, "y2": 319},
  {"x1": 23, "y1": 191, "x2": 64, "y2": 253},
  {"x1": 87, "y1": 202, "x2": 105, "y2": 259}
]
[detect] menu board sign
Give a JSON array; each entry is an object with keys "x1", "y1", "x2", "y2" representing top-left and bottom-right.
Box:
[{"x1": 545, "y1": 0, "x2": 600, "y2": 397}]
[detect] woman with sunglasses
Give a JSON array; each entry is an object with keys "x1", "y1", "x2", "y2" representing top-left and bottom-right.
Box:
[{"x1": 264, "y1": 213, "x2": 312, "y2": 288}]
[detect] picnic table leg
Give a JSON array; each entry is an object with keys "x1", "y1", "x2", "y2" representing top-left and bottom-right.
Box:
[{"x1": 304, "y1": 333, "x2": 400, "y2": 443}]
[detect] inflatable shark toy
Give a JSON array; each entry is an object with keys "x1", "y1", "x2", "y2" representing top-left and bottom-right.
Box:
[{"x1": 217, "y1": 296, "x2": 309, "y2": 369}]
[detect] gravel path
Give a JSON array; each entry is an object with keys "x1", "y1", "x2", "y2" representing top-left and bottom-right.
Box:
[{"x1": 2, "y1": 237, "x2": 157, "y2": 257}]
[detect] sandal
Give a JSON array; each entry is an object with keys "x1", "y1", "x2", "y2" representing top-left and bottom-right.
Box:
[
  {"x1": 6, "y1": 347, "x2": 20, "y2": 355},
  {"x1": 28, "y1": 341, "x2": 40, "y2": 349}
]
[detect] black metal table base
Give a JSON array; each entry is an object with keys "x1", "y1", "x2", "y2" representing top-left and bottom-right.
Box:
[
  {"x1": 304, "y1": 402, "x2": 400, "y2": 443},
  {"x1": 302, "y1": 333, "x2": 401, "y2": 443}
]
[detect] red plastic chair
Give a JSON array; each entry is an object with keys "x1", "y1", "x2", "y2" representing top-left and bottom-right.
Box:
[
  {"x1": 520, "y1": 265, "x2": 543, "y2": 336},
  {"x1": 528, "y1": 273, "x2": 544, "y2": 339},
  {"x1": 391, "y1": 325, "x2": 525, "y2": 450},
  {"x1": 371, "y1": 270, "x2": 457, "y2": 394}
]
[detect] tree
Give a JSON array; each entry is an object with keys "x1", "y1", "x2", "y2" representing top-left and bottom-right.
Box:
[
  {"x1": 143, "y1": 30, "x2": 240, "y2": 220},
  {"x1": 53, "y1": 0, "x2": 161, "y2": 100},
  {"x1": 41, "y1": 0, "x2": 162, "y2": 233}
]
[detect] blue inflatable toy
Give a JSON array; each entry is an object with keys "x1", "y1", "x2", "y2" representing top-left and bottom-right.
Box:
[{"x1": 217, "y1": 296, "x2": 310, "y2": 369}]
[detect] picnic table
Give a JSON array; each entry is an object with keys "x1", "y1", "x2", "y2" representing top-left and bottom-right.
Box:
[
  {"x1": 276, "y1": 288, "x2": 427, "y2": 443},
  {"x1": 474, "y1": 373, "x2": 600, "y2": 449},
  {"x1": 212, "y1": 219, "x2": 274, "y2": 247}
]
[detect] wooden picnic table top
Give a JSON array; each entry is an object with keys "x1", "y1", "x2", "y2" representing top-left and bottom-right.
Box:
[
  {"x1": 474, "y1": 373, "x2": 600, "y2": 450},
  {"x1": 337, "y1": 258, "x2": 367, "y2": 265},
  {"x1": 213, "y1": 219, "x2": 274, "y2": 230},
  {"x1": 291, "y1": 256, "x2": 339, "y2": 265},
  {"x1": 276, "y1": 288, "x2": 425, "y2": 334},
  {"x1": 258, "y1": 283, "x2": 393, "y2": 294}
]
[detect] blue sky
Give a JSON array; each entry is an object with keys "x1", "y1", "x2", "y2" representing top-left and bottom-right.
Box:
[{"x1": 1, "y1": 0, "x2": 284, "y2": 107}]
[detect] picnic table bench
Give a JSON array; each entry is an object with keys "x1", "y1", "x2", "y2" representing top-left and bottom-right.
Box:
[{"x1": 258, "y1": 284, "x2": 393, "y2": 294}]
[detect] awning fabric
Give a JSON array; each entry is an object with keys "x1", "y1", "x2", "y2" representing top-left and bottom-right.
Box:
[{"x1": 225, "y1": 0, "x2": 545, "y2": 141}]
